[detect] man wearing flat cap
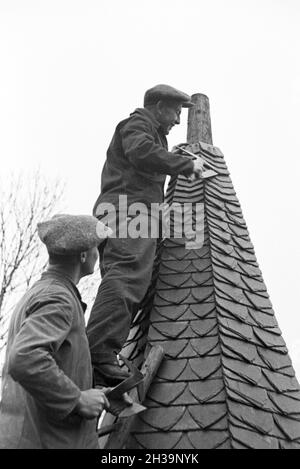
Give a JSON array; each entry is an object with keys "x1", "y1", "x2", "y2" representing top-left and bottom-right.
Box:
[
  {"x1": 0, "y1": 214, "x2": 112, "y2": 449},
  {"x1": 87, "y1": 85, "x2": 204, "y2": 387}
]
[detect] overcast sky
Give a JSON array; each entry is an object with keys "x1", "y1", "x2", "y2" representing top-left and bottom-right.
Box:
[{"x1": 0, "y1": 0, "x2": 300, "y2": 377}]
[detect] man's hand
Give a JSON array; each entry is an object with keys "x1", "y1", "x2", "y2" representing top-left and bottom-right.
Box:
[
  {"x1": 75, "y1": 388, "x2": 110, "y2": 419},
  {"x1": 171, "y1": 143, "x2": 188, "y2": 155},
  {"x1": 190, "y1": 157, "x2": 205, "y2": 181}
]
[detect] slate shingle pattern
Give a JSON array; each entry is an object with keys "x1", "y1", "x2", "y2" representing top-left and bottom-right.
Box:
[{"x1": 124, "y1": 141, "x2": 300, "y2": 449}]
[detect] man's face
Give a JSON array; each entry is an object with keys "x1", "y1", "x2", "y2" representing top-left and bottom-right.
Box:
[{"x1": 157, "y1": 102, "x2": 182, "y2": 135}]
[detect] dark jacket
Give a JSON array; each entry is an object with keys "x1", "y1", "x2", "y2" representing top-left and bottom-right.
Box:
[
  {"x1": 0, "y1": 268, "x2": 98, "y2": 449},
  {"x1": 93, "y1": 107, "x2": 194, "y2": 215}
]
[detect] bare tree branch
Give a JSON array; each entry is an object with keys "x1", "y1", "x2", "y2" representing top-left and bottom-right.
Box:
[{"x1": 0, "y1": 170, "x2": 65, "y2": 368}]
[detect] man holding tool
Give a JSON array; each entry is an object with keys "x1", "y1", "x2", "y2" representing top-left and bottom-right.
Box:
[
  {"x1": 0, "y1": 214, "x2": 111, "y2": 449},
  {"x1": 87, "y1": 84, "x2": 205, "y2": 388}
]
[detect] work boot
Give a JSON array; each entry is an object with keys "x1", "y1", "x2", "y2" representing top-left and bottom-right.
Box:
[{"x1": 93, "y1": 359, "x2": 130, "y2": 387}]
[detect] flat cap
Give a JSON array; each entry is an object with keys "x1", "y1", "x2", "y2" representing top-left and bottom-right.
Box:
[
  {"x1": 38, "y1": 214, "x2": 112, "y2": 255},
  {"x1": 144, "y1": 84, "x2": 194, "y2": 108}
]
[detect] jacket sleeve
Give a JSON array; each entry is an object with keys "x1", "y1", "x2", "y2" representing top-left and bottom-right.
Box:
[
  {"x1": 120, "y1": 117, "x2": 194, "y2": 177},
  {"x1": 8, "y1": 293, "x2": 81, "y2": 421}
]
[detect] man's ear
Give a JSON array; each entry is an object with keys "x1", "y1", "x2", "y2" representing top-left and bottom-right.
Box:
[
  {"x1": 156, "y1": 100, "x2": 164, "y2": 115},
  {"x1": 80, "y1": 252, "x2": 87, "y2": 263}
]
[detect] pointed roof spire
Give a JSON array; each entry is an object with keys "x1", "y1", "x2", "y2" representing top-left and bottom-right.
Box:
[{"x1": 123, "y1": 94, "x2": 300, "y2": 449}]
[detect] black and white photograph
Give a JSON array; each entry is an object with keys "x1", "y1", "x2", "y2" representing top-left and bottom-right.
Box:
[{"x1": 0, "y1": 0, "x2": 299, "y2": 454}]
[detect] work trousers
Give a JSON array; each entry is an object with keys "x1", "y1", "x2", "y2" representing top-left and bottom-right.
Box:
[{"x1": 86, "y1": 234, "x2": 158, "y2": 369}]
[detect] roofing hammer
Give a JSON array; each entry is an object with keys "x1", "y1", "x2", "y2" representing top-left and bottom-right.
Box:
[{"x1": 174, "y1": 145, "x2": 218, "y2": 180}]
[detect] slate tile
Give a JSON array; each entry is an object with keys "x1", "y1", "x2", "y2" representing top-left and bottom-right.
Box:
[
  {"x1": 284, "y1": 390, "x2": 300, "y2": 401},
  {"x1": 129, "y1": 418, "x2": 159, "y2": 434},
  {"x1": 225, "y1": 202, "x2": 243, "y2": 215},
  {"x1": 210, "y1": 238, "x2": 235, "y2": 255},
  {"x1": 189, "y1": 356, "x2": 222, "y2": 380},
  {"x1": 229, "y1": 413, "x2": 287, "y2": 440},
  {"x1": 189, "y1": 379, "x2": 225, "y2": 403},
  {"x1": 150, "y1": 339, "x2": 190, "y2": 358},
  {"x1": 189, "y1": 303, "x2": 217, "y2": 319},
  {"x1": 170, "y1": 408, "x2": 200, "y2": 431},
  {"x1": 206, "y1": 205, "x2": 227, "y2": 221},
  {"x1": 273, "y1": 414, "x2": 300, "y2": 440},
  {"x1": 217, "y1": 292, "x2": 253, "y2": 311},
  {"x1": 231, "y1": 440, "x2": 249, "y2": 449},
  {"x1": 187, "y1": 430, "x2": 230, "y2": 449},
  {"x1": 140, "y1": 406, "x2": 185, "y2": 431},
  {"x1": 281, "y1": 367, "x2": 298, "y2": 378},
  {"x1": 188, "y1": 257, "x2": 211, "y2": 271},
  {"x1": 207, "y1": 183, "x2": 235, "y2": 197},
  {"x1": 211, "y1": 175, "x2": 233, "y2": 187},
  {"x1": 199, "y1": 142, "x2": 224, "y2": 157},
  {"x1": 225, "y1": 212, "x2": 247, "y2": 227},
  {"x1": 154, "y1": 288, "x2": 191, "y2": 305},
  {"x1": 219, "y1": 316, "x2": 255, "y2": 342},
  {"x1": 227, "y1": 387, "x2": 260, "y2": 408},
  {"x1": 190, "y1": 318, "x2": 218, "y2": 337},
  {"x1": 215, "y1": 282, "x2": 246, "y2": 303},
  {"x1": 244, "y1": 291, "x2": 272, "y2": 310},
  {"x1": 133, "y1": 432, "x2": 182, "y2": 449},
  {"x1": 221, "y1": 336, "x2": 260, "y2": 364},
  {"x1": 190, "y1": 336, "x2": 220, "y2": 356},
  {"x1": 208, "y1": 218, "x2": 231, "y2": 233},
  {"x1": 156, "y1": 273, "x2": 193, "y2": 289},
  {"x1": 279, "y1": 440, "x2": 300, "y2": 449},
  {"x1": 173, "y1": 434, "x2": 196, "y2": 449},
  {"x1": 217, "y1": 305, "x2": 257, "y2": 327},
  {"x1": 240, "y1": 276, "x2": 267, "y2": 294},
  {"x1": 191, "y1": 286, "x2": 215, "y2": 302},
  {"x1": 228, "y1": 223, "x2": 249, "y2": 238},
  {"x1": 237, "y1": 261, "x2": 262, "y2": 278},
  {"x1": 171, "y1": 386, "x2": 202, "y2": 406},
  {"x1": 230, "y1": 427, "x2": 279, "y2": 449},
  {"x1": 228, "y1": 401, "x2": 274, "y2": 435},
  {"x1": 209, "y1": 225, "x2": 232, "y2": 243},
  {"x1": 155, "y1": 358, "x2": 187, "y2": 381},
  {"x1": 206, "y1": 195, "x2": 226, "y2": 211},
  {"x1": 179, "y1": 341, "x2": 212, "y2": 359},
  {"x1": 212, "y1": 253, "x2": 238, "y2": 270},
  {"x1": 253, "y1": 327, "x2": 286, "y2": 349},
  {"x1": 188, "y1": 403, "x2": 228, "y2": 430},
  {"x1": 224, "y1": 368, "x2": 274, "y2": 392},
  {"x1": 160, "y1": 248, "x2": 203, "y2": 262},
  {"x1": 177, "y1": 360, "x2": 208, "y2": 381},
  {"x1": 257, "y1": 347, "x2": 293, "y2": 372},
  {"x1": 191, "y1": 272, "x2": 214, "y2": 286},
  {"x1": 178, "y1": 307, "x2": 215, "y2": 322},
  {"x1": 268, "y1": 391, "x2": 300, "y2": 416},
  {"x1": 171, "y1": 194, "x2": 205, "y2": 204},
  {"x1": 216, "y1": 297, "x2": 249, "y2": 321},
  {"x1": 213, "y1": 265, "x2": 242, "y2": 287},
  {"x1": 233, "y1": 247, "x2": 258, "y2": 263},
  {"x1": 150, "y1": 305, "x2": 191, "y2": 322},
  {"x1": 225, "y1": 377, "x2": 269, "y2": 408},
  {"x1": 223, "y1": 357, "x2": 262, "y2": 386},
  {"x1": 215, "y1": 439, "x2": 232, "y2": 449},
  {"x1": 262, "y1": 369, "x2": 300, "y2": 393},
  {"x1": 147, "y1": 382, "x2": 187, "y2": 406},
  {"x1": 149, "y1": 322, "x2": 190, "y2": 341},
  {"x1": 159, "y1": 259, "x2": 192, "y2": 274},
  {"x1": 248, "y1": 309, "x2": 279, "y2": 329},
  {"x1": 206, "y1": 186, "x2": 237, "y2": 202}
]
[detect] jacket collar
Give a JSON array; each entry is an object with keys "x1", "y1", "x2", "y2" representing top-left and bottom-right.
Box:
[
  {"x1": 131, "y1": 107, "x2": 161, "y2": 130},
  {"x1": 40, "y1": 267, "x2": 87, "y2": 312}
]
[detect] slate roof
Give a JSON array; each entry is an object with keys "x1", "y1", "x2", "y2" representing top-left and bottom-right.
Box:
[{"x1": 122, "y1": 141, "x2": 300, "y2": 449}]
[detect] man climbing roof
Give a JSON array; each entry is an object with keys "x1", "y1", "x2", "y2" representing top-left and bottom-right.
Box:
[{"x1": 87, "y1": 84, "x2": 204, "y2": 387}]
